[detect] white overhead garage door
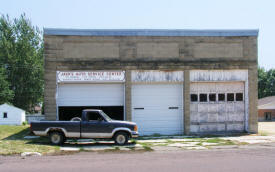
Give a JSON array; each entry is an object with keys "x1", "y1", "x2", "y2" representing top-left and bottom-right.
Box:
[
  {"x1": 132, "y1": 84, "x2": 183, "y2": 136},
  {"x1": 57, "y1": 83, "x2": 124, "y2": 106}
]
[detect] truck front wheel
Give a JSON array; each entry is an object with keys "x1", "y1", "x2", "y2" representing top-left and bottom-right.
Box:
[
  {"x1": 49, "y1": 131, "x2": 65, "y2": 145},
  {"x1": 114, "y1": 132, "x2": 129, "y2": 145}
]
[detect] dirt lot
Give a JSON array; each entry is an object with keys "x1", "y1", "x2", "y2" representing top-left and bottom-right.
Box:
[{"x1": 258, "y1": 122, "x2": 275, "y2": 135}]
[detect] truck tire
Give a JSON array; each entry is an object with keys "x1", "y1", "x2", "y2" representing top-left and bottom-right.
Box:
[
  {"x1": 49, "y1": 131, "x2": 65, "y2": 145},
  {"x1": 114, "y1": 132, "x2": 129, "y2": 145}
]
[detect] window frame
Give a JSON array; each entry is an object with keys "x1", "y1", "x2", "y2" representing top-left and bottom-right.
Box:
[
  {"x1": 86, "y1": 111, "x2": 105, "y2": 122},
  {"x1": 227, "y1": 93, "x2": 235, "y2": 102},
  {"x1": 264, "y1": 112, "x2": 272, "y2": 120},
  {"x1": 236, "y1": 93, "x2": 244, "y2": 101},
  {"x1": 3, "y1": 112, "x2": 7, "y2": 118},
  {"x1": 209, "y1": 93, "x2": 216, "y2": 102},
  {"x1": 190, "y1": 94, "x2": 198, "y2": 102},
  {"x1": 218, "y1": 93, "x2": 226, "y2": 102},
  {"x1": 199, "y1": 93, "x2": 208, "y2": 102}
]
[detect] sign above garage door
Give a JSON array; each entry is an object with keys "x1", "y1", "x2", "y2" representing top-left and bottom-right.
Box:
[
  {"x1": 132, "y1": 70, "x2": 184, "y2": 83},
  {"x1": 57, "y1": 71, "x2": 125, "y2": 83}
]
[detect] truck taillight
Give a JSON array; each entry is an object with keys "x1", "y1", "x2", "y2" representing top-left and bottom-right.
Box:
[{"x1": 134, "y1": 125, "x2": 138, "y2": 131}]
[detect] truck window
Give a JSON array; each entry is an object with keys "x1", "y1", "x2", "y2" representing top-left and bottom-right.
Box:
[{"x1": 87, "y1": 111, "x2": 104, "y2": 121}]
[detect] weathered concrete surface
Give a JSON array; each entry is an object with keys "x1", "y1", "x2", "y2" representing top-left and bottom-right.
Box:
[{"x1": 184, "y1": 70, "x2": 190, "y2": 135}]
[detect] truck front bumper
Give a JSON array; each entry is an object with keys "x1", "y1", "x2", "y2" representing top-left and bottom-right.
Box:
[{"x1": 131, "y1": 131, "x2": 139, "y2": 138}]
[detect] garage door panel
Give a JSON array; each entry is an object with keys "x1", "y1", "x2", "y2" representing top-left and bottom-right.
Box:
[
  {"x1": 139, "y1": 126, "x2": 182, "y2": 135},
  {"x1": 132, "y1": 84, "x2": 183, "y2": 135},
  {"x1": 133, "y1": 111, "x2": 182, "y2": 117},
  {"x1": 141, "y1": 130, "x2": 182, "y2": 135},
  {"x1": 57, "y1": 84, "x2": 124, "y2": 106},
  {"x1": 227, "y1": 124, "x2": 244, "y2": 131},
  {"x1": 235, "y1": 103, "x2": 245, "y2": 111},
  {"x1": 133, "y1": 97, "x2": 181, "y2": 106},
  {"x1": 133, "y1": 117, "x2": 183, "y2": 122},
  {"x1": 133, "y1": 108, "x2": 182, "y2": 113}
]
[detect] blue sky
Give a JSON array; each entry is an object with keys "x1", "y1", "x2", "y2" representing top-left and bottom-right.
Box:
[{"x1": 1, "y1": 0, "x2": 274, "y2": 69}]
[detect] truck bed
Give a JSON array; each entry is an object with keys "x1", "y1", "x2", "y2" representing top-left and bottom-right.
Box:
[{"x1": 31, "y1": 121, "x2": 81, "y2": 137}]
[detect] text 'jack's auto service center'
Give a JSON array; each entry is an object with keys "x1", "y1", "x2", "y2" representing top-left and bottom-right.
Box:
[{"x1": 44, "y1": 29, "x2": 258, "y2": 135}]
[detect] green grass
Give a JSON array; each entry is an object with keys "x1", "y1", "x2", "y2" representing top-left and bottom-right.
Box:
[
  {"x1": 258, "y1": 131, "x2": 269, "y2": 136},
  {"x1": 206, "y1": 138, "x2": 225, "y2": 143},
  {"x1": 0, "y1": 125, "x2": 60, "y2": 155}
]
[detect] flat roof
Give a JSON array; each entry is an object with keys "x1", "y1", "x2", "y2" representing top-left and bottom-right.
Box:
[{"x1": 44, "y1": 28, "x2": 258, "y2": 37}]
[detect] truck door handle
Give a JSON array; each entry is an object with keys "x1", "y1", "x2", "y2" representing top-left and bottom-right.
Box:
[
  {"x1": 134, "y1": 108, "x2": 144, "y2": 110},
  {"x1": 169, "y1": 107, "x2": 179, "y2": 109}
]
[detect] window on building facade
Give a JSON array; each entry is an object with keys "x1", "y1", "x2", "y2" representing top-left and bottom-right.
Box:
[
  {"x1": 218, "y1": 93, "x2": 225, "y2": 101},
  {"x1": 199, "y1": 94, "x2": 207, "y2": 102},
  {"x1": 264, "y1": 112, "x2": 272, "y2": 120},
  {"x1": 3, "y1": 112, "x2": 7, "y2": 118},
  {"x1": 227, "y1": 93, "x2": 234, "y2": 101},
  {"x1": 190, "y1": 94, "x2": 198, "y2": 102},
  {"x1": 209, "y1": 94, "x2": 216, "y2": 102},
  {"x1": 236, "y1": 93, "x2": 243, "y2": 101}
]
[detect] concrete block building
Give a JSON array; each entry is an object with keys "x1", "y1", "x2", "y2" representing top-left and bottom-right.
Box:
[{"x1": 44, "y1": 29, "x2": 258, "y2": 135}]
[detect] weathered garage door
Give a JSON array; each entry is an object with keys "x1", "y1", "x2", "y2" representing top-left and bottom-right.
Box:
[
  {"x1": 57, "y1": 83, "x2": 124, "y2": 106},
  {"x1": 190, "y1": 82, "x2": 245, "y2": 133},
  {"x1": 132, "y1": 84, "x2": 183, "y2": 135}
]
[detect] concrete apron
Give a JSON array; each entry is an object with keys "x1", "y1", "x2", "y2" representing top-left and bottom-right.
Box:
[{"x1": 60, "y1": 135, "x2": 275, "y2": 152}]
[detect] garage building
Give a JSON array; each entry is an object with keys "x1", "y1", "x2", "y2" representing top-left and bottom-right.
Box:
[{"x1": 44, "y1": 29, "x2": 258, "y2": 135}]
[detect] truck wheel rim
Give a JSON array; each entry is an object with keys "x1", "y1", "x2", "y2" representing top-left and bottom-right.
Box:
[
  {"x1": 116, "y1": 135, "x2": 125, "y2": 144},
  {"x1": 51, "y1": 134, "x2": 60, "y2": 143}
]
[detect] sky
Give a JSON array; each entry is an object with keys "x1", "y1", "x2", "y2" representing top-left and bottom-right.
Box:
[{"x1": 0, "y1": 0, "x2": 274, "y2": 69}]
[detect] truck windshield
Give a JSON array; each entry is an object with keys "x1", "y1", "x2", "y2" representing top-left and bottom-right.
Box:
[{"x1": 100, "y1": 111, "x2": 112, "y2": 121}]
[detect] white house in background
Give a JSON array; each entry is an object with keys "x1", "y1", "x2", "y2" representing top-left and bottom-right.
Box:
[{"x1": 0, "y1": 103, "x2": 25, "y2": 125}]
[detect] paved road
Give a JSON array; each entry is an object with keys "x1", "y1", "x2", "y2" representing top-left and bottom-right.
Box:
[{"x1": 1, "y1": 144, "x2": 275, "y2": 172}]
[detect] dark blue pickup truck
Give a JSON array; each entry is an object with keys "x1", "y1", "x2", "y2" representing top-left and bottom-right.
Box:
[{"x1": 30, "y1": 109, "x2": 138, "y2": 145}]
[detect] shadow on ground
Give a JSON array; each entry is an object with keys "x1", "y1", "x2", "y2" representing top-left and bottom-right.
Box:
[
  {"x1": 4, "y1": 129, "x2": 136, "y2": 147},
  {"x1": 3, "y1": 128, "x2": 31, "y2": 140}
]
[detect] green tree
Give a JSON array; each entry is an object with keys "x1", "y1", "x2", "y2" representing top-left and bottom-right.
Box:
[
  {"x1": 258, "y1": 67, "x2": 267, "y2": 98},
  {"x1": 0, "y1": 14, "x2": 43, "y2": 112},
  {"x1": 0, "y1": 67, "x2": 13, "y2": 104},
  {"x1": 258, "y1": 67, "x2": 275, "y2": 99},
  {"x1": 265, "y1": 69, "x2": 275, "y2": 97}
]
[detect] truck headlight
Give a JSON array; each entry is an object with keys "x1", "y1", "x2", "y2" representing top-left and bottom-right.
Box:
[{"x1": 134, "y1": 125, "x2": 138, "y2": 131}]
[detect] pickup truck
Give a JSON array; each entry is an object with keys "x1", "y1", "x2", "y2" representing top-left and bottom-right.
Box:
[{"x1": 30, "y1": 109, "x2": 138, "y2": 145}]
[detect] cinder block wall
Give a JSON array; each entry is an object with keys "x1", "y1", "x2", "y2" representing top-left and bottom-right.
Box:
[{"x1": 44, "y1": 34, "x2": 258, "y2": 133}]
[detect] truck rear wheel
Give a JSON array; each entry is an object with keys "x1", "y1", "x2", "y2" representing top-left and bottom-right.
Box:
[
  {"x1": 49, "y1": 131, "x2": 65, "y2": 145},
  {"x1": 114, "y1": 132, "x2": 129, "y2": 145}
]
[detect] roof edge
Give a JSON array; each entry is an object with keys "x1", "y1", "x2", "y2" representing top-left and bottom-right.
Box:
[
  {"x1": 43, "y1": 28, "x2": 259, "y2": 37},
  {"x1": 0, "y1": 103, "x2": 25, "y2": 112}
]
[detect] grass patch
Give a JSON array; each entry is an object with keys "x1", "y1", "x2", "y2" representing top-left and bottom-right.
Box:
[
  {"x1": 142, "y1": 145, "x2": 153, "y2": 151},
  {"x1": 130, "y1": 139, "x2": 137, "y2": 144},
  {"x1": 0, "y1": 125, "x2": 61, "y2": 155},
  {"x1": 258, "y1": 131, "x2": 269, "y2": 136},
  {"x1": 206, "y1": 138, "x2": 225, "y2": 143},
  {"x1": 196, "y1": 142, "x2": 203, "y2": 146},
  {"x1": 137, "y1": 142, "x2": 154, "y2": 151}
]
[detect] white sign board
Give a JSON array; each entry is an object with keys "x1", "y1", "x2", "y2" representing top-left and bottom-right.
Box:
[{"x1": 57, "y1": 71, "x2": 125, "y2": 83}]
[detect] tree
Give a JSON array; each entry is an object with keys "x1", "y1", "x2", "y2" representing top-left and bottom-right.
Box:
[
  {"x1": 258, "y1": 67, "x2": 275, "y2": 99},
  {"x1": 0, "y1": 14, "x2": 43, "y2": 112},
  {"x1": 258, "y1": 67, "x2": 267, "y2": 98},
  {"x1": 0, "y1": 67, "x2": 13, "y2": 104}
]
